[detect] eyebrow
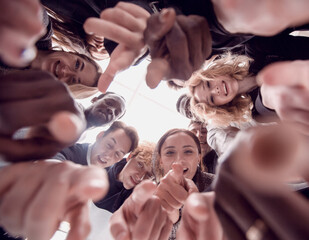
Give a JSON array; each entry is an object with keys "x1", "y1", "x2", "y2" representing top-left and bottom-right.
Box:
[
  {"x1": 163, "y1": 146, "x2": 175, "y2": 150},
  {"x1": 183, "y1": 145, "x2": 194, "y2": 148}
]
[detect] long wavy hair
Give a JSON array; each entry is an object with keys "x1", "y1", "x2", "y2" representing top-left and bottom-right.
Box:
[
  {"x1": 188, "y1": 52, "x2": 253, "y2": 127},
  {"x1": 45, "y1": 7, "x2": 109, "y2": 60}
]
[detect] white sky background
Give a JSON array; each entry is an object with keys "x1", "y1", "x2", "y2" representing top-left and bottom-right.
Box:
[{"x1": 78, "y1": 58, "x2": 191, "y2": 145}]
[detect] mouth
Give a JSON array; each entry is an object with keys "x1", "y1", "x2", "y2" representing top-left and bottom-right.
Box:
[
  {"x1": 223, "y1": 81, "x2": 228, "y2": 96},
  {"x1": 97, "y1": 155, "x2": 107, "y2": 165},
  {"x1": 53, "y1": 60, "x2": 60, "y2": 78},
  {"x1": 183, "y1": 167, "x2": 189, "y2": 174},
  {"x1": 130, "y1": 176, "x2": 138, "y2": 186}
]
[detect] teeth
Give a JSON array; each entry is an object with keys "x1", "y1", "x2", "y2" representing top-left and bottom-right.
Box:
[
  {"x1": 223, "y1": 82, "x2": 227, "y2": 95},
  {"x1": 55, "y1": 61, "x2": 60, "y2": 77},
  {"x1": 98, "y1": 156, "x2": 107, "y2": 163},
  {"x1": 183, "y1": 168, "x2": 188, "y2": 172}
]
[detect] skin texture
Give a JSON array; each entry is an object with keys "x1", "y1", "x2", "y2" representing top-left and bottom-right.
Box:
[
  {"x1": 144, "y1": 8, "x2": 212, "y2": 89},
  {"x1": 0, "y1": 70, "x2": 85, "y2": 162},
  {"x1": 90, "y1": 129, "x2": 131, "y2": 168},
  {"x1": 0, "y1": 0, "x2": 45, "y2": 66},
  {"x1": 31, "y1": 51, "x2": 98, "y2": 87},
  {"x1": 85, "y1": 93, "x2": 126, "y2": 129},
  {"x1": 84, "y1": 2, "x2": 150, "y2": 92},
  {"x1": 119, "y1": 157, "x2": 153, "y2": 190},
  {"x1": 193, "y1": 76, "x2": 239, "y2": 106},
  {"x1": 0, "y1": 160, "x2": 109, "y2": 240},
  {"x1": 259, "y1": 60, "x2": 309, "y2": 136},
  {"x1": 109, "y1": 180, "x2": 173, "y2": 240},
  {"x1": 212, "y1": 0, "x2": 309, "y2": 36}
]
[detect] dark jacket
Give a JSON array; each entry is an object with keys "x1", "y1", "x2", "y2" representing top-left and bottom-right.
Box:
[{"x1": 94, "y1": 159, "x2": 133, "y2": 212}]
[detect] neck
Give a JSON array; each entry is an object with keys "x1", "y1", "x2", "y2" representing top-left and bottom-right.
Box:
[
  {"x1": 237, "y1": 75, "x2": 258, "y2": 94},
  {"x1": 117, "y1": 169, "x2": 124, "y2": 183}
]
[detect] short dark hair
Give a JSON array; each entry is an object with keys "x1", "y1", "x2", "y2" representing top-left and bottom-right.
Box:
[
  {"x1": 102, "y1": 121, "x2": 139, "y2": 152},
  {"x1": 176, "y1": 94, "x2": 193, "y2": 119}
]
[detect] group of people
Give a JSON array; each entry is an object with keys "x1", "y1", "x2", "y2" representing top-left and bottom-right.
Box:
[{"x1": 0, "y1": 0, "x2": 309, "y2": 239}]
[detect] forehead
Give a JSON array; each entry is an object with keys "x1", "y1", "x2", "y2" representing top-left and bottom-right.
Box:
[
  {"x1": 99, "y1": 94, "x2": 125, "y2": 106},
  {"x1": 162, "y1": 132, "x2": 196, "y2": 148}
]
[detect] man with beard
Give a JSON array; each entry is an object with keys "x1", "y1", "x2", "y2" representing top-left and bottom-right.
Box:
[{"x1": 84, "y1": 92, "x2": 126, "y2": 129}]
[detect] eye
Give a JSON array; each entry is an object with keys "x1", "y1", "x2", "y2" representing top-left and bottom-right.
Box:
[
  {"x1": 107, "y1": 144, "x2": 113, "y2": 149},
  {"x1": 75, "y1": 59, "x2": 80, "y2": 70},
  {"x1": 165, "y1": 151, "x2": 175, "y2": 156},
  {"x1": 206, "y1": 81, "x2": 210, "y2": 88},
  {"x1": 137, "y1": 161, "x2": 144, "y2": 169},
  {"x1": 210, "y1": 96, "x2": 214, "y2": 104},
  {"x1": 184, "y1": 150, "x2": 193, "y2": 154},
  {"x1": 115, "y1": 152, "x2": 121, "y2": 159}
]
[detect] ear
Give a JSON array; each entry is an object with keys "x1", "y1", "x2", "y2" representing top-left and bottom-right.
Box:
[{"x1": 96, "y1": 131, "x2": 105, "y2": 141}]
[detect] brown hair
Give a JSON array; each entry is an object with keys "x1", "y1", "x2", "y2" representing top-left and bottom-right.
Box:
[
  {"x1": 188, "y1": 52, "x2": 253, "y2": 127},
  {"x1": 152, "y1": 128, "x2": 201, "y2": 182},
  {"x1": 45, "y1": 7, "x2": 109, "y2": 60},
  {"x1": 128, "y1": 141, "x2": 156, "y2": 169},
  {"x1": 103, "y1": 121, "x2": 139, "y2": 153}
]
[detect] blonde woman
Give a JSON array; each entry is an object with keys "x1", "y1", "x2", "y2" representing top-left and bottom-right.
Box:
[{"x1": 188, "y1": 52, "x2": 276, "y2": 127}]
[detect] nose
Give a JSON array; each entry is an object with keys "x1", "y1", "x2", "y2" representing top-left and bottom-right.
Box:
[
  {"x1": 107, "y1": 107, "x2": 116, "y2": 117},
  {"x1": 61, "y1": 65, "x2": 74, "y2": 77},
  {"x1": 210, "y1": 85, "x2": 220, "y2": 95}
]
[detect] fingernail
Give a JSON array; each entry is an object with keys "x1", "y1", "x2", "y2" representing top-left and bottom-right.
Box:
[
  {"x1": 20, "y1": 46, "x2": 37, "y2": 63},
  {"x1": 159, "y1": 9, "x2": 170, "y2": 23}
]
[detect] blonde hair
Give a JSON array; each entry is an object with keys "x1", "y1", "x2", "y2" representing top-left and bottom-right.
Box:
[
  {"x1": 68, "y1": 84, "x2": 99, "y2": 99},
  {"x1": 188, "y1": 52, "x2": 253, "y2": 127},
  {"x1": 128, "y1": 141, "x2": 156, "y2": 169}
]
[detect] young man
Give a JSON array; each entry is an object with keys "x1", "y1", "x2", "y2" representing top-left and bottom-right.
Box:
[
  {"x1": 54, "y1": 121, "x2": 139, "y2": 168},
  {"x1": 94, "y1": 141, "x2": 155, "y2": 213}
]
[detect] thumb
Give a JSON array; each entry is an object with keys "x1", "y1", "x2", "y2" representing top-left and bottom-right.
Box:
[
  {"x1": 257, "y1": 60, "x2": 309, "y2": 89},
  {"x1": 48, "y1": 111, "x2": 85, "y2": 145},
  {"x1": 144, "y1": 8, "x2": 176, "y2": 44},
  {"x1": 71, "y1": 166, "x2": 109, "y2": 202},
  {"x1": 146, "y1": 58, "x2": 170, "y2": 88}
]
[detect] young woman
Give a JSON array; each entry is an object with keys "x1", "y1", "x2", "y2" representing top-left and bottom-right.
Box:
[
  {"x1": 188, "y1": 52, "x2": 271, "y2": 126},
  {"x1": 152, "y1": 128, "x2": 215, "y2": 239}
]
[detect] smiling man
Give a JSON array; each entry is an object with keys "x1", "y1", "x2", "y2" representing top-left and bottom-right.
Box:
[
  {"x1": 54, "y1": 121, "x2": 139, "y2": 168},
  {"x1": 94, "y1": 141, "x2": 155, "y2": 213},
  {"x1": 84, "y1": 92, "x2": 126, "y2": 129}
]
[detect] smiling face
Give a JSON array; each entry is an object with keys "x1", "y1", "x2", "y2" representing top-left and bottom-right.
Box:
[
  {"x1": 90, "y1": 129, "x2": 132, "y2": 168},
  {"x1": 120, "y1": 157, "x2": 153, "y2": 189},
  {"x1": 87, "y1": 93, "x2": 126, "y2": 126},
  {"x1": 193, "y1": 75, "x2": 239, "y2": 106},
  {"x1": 159, "y1": 132, "x2": 200, "y2": 180},
  {"x1": 35, "y1": 51, "x2": 98, "y2": 87}
]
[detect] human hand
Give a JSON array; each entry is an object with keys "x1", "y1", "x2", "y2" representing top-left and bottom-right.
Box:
[
  {"x1": 155, "y1": 163, "x2": 198, "y2": 222},
  {"x1": 144, "y1": 8, "x2": 212, "y2": 89},
  {"x1": 0, "y1": 160, "x2": 109, "y2": 240},
  {"x1": 259, "y1": 60, "x2": 309, "y2": 136},
  {"x1": 212, "y1": 0, "x2": 309, "y2": 36},
  {"x1": 84, "y1": 2, "x2": 150, "y2": 92},
  {"x1": 0, "y1": 0, "x2": 45, "y2": 67},
  {"x1": 110, "y1": 180, "x2": 172, "y2": 240},
  {"x1": 177, "y1": 192, "x2": 224, "y2": 240},
  {"x1": 0, "y1": 70, "x2": 86, "y2": 162},
  {"x1": 219, "y1": 124, "x2": 308, "y2": 190}
]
